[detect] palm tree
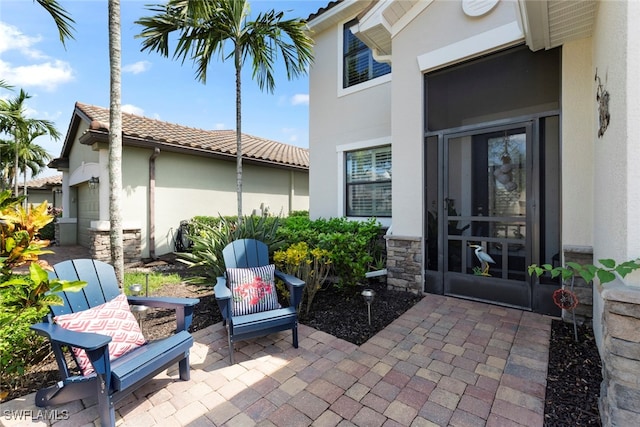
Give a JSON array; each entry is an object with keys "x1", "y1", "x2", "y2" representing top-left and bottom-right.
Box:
[
  {"x1": 136, "y1": 0, "x2": 313, "y2": 220},
  {"x1": 0, "y1": 90, "x2": 60, "y2": 196},
  {"x1": 108, "y1": 0, "x2": 124, "y2": 283},
  {"x1": 35, "y1": 0, "x2": 76, "y2": 47}
]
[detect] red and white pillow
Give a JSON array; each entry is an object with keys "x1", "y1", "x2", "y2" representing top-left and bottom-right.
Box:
[
  {"x1": 226, "y1": 264, "x2": 281, "y2": 316},
  {"x1": 54, "y1": 293, "x2": 147, "y2": 376}
]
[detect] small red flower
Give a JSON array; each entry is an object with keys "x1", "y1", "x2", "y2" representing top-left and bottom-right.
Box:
[{"x1": 552, "y1": 288, "x2": 578, "y2": 310}]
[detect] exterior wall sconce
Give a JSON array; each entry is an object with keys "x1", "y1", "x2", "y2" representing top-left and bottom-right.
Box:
[{"x1": 88, "y1": 176, "x2": 100, "y2": 190}]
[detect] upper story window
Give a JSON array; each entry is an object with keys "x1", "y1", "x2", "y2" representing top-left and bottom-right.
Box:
[
  {"x1": 343, "y1": 20, "x2": 391, "y2": 89},
  {"x1": 346, "y1": 146, "x2": 391, "y2": 217}
]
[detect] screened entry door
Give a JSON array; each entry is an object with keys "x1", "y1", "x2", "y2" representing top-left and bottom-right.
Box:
[{"x1": 427, "y1": 123, "x2": 539, "y2": 309}]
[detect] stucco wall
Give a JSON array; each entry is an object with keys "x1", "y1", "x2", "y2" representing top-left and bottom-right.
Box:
[
  {"x1": 308, "y1": 9, "x2": 391, "y2": 220},
  {"x1": 592, "y1": 0, "x2": 640, "y2": 340},
  {"x1": 116, "y1": 147, "x2": 309, "y2": 258},
  {"x1": 561, "y1": 37, "x2": 594, "y2": 249},
  {"x1": 391, "y1": 0, "x2": 520, "y2": 237}
]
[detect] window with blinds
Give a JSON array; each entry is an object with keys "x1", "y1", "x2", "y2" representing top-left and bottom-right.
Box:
[
  {"x1": 346, "y1": 146, "x2": 392, "y2": 217},
  {"x1": 343, "y1": 21, "x2": 391, "y2": 88}
]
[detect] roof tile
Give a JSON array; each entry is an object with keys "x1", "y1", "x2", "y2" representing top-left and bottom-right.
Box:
[{"x1": 76, "y1": 102, "x2": 309, "y2": 169}]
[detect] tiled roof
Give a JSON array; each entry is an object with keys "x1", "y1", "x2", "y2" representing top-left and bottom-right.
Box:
[
  {"x1": 25, "y1": 174, "x2": 62, "y2": 189},
  {"x1": 307, "y1": 0, "x2": 342, "y2": 21},
  {"x1": 75, "y1": 102, "x2": 309, "y2": 170}
]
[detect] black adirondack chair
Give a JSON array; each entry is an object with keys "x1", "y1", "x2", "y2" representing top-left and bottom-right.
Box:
[
  {"x1": 214, "y1": 239, "x2": 305, "y2": 364},
  {"x1": 30, "y1": 259, "x2": 199, "y2": 427}
]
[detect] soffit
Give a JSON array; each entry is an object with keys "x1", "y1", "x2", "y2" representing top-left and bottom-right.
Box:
[{"x1": 520, "y1": 0, "x2": 598, "y2": 51}]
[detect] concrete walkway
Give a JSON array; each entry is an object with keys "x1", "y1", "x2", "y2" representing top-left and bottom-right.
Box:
[{"x1": 1, "y1": 291, "x2": 552, "y2": 427}]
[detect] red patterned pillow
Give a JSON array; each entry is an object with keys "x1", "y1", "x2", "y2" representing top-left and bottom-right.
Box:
[
  {"x1": 227, "y1": 264, "x2": 281, "y2": 316},
  {"x1": 54, "y1": 293, "x2": 146, "y2": 376}
]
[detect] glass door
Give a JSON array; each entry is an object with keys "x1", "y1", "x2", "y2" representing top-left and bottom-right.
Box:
[{"x1": 443, "y1": 123, "x2": 532, "y2": 309}]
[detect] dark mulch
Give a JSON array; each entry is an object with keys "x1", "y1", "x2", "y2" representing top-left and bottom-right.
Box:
[
  {"x1": 544, "y1": 319, "x2": 602, "y2": 426},
  {"x1": 3, "y1": 268, "x2": 604, "y2": 427}
]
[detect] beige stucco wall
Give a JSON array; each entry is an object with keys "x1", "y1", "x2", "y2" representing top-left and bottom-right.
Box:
[
  {"x1": 591, "y1": 0, "x2": 640, "y2": 347},
  {"x1": 391, "y1": 0, "x2": 519, "y2": 238},
  {"x1": 308, "y1": 6, "x2": 391, "y2": 220},
  {"x1": 561, "y1": 37, "x2": 594, "y2": 248},
  {"x1": 115, "y1": 146, "x2": 309, "y2": 258},
  {"x1": 63, "y1": 131, "x2": 309, "y2": 259}
]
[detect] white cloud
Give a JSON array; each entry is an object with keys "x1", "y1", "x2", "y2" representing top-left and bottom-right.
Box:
[
  {"x1": 290, "y1": 93, "x2": 309, "y2": 106},
  {"x1": 0, "y1": 22, "x2": 73, "y2": 91},
  {"x1": 122, "y1": 104, "x2": 145, "y2": 116},
  {"x1": 0, "y1": 22, "x2": 44, "y2": 58},
  {"x1": 215, "y1": 123, "x2": 225, "y2": 130},
  {"x1": 0, "y1": 60, "x2": 74, "y2": 91},
  {"x1": 123, "y1": 61, "x2": 152, "y2": 74}
]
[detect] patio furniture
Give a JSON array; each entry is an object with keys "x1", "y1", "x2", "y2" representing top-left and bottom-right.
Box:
[
  {"x1": 30, "y1": 259, "x2": 199, "y2": 427},
  {"x1": 214, "y1": 239, "x2": 305, "y2": 364}
]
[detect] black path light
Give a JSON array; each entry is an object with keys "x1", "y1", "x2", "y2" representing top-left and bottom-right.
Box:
[{"x1": 361, "y1": 288, "x2": 375, "y2": 326}]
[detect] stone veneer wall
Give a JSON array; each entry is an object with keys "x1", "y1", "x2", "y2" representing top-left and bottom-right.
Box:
[
  {"x1": 385, "y1": 235, "x2": 422, "y2": 294},
  {"x1": 564, "y1": 246, "x2": 595, "y2": 324},
  {"x1": 599, "y1": 287, "x2": 640, "y2": 425},
  {"x1": 89, "y1": 228, "x2": 141, "y2": 264}
]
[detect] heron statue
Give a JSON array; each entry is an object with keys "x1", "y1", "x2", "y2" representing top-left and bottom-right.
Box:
[{"x1": 469, "y1": 244, "x2": 496, "y2": 276}]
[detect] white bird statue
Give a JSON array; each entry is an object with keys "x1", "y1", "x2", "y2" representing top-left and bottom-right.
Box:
[{"x1": 469, "y1": 244, "x2": 495, "y2": 276}]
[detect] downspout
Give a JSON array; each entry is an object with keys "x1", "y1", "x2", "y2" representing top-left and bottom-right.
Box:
[
  {"x1": 149, "y1": 148, "x2": 160, "y2": 259},
  {"x1": 372, "y1": 48, "x2": 392, "y2": 64}
]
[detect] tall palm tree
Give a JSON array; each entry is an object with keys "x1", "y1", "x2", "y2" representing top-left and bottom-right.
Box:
[
  {"x1": 136, "y1": 0, "x2": 313, "y2": 220},
  {"x1": 108, "y1": 0, "x2": 124, "y2": 283},
  {"x1": 0, "y1": 90, "x2": 60, "y2": 196}
]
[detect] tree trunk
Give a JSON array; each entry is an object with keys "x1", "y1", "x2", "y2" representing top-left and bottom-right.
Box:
[
  {"x1": 108, "y1": 0, "x2": 124, "y2": 284},
  {"x1": 13, "y1": 135, "x2": 19, "y2": 197},
  {"x1": 235, "y1": 43, "x2": 243, "y2": 224}
]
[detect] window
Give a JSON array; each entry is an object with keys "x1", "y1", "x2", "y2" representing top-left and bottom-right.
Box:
[
  {"x1": 346, "y1": 146, "x2": 391, "y2": 217},
  {"x1": 343, "y1": 20, "x2": 391, "y2": 88}
]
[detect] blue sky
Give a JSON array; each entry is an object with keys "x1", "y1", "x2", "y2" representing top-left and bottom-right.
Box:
[{"x1": 0, "y1": 0, "x2": 327, "y2": 177}]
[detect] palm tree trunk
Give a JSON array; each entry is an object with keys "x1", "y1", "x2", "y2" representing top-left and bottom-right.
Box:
[
  {"x1": 13, "y1": 135, "x2": 19, "y2": 197},
  {"x1": 235, "y1": 43, "x2": 243, "y2": 223},
  {"x1": 108, "y1": 0, "x2": 124, "y2": 283}
]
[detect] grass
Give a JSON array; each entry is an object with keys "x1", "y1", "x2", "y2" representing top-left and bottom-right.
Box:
[{"x1": 123, "y1": 271, "x2": 183, "y2": 296}]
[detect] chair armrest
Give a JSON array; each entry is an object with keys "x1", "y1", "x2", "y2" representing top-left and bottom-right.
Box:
[
  {"x1": 127, "y1": 296, "x2": 200, "y2": 333},
  {"x1": 31, "y1": 322, "x2": 111, "y2": 351},
  {"x1": 275, "y1": 270, "x2": 306, "y2": 308},
  {"x1": 214, "y1": 277, "x2": 232, "y2": 321},
  {"x1": 127, "y1": 296, "x2": 199, "y2": 309},
  {"x1": 275, "y1": 270, "x2": 305, "y2": 288},
  {"x1": 214, "y1": 277, "x2": 231, "y2": 300}
]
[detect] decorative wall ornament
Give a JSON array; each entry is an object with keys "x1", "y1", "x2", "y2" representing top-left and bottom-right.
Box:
[{"x1": 595, "y1": 69, "x2": 610, "y2": 138}]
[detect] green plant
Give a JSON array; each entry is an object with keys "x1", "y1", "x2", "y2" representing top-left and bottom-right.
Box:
[
  {"x1": 528, "y1": 258, "x2": 640, "y2": 285},
  {"x1": 179, "y1": 215, "x2": 284, "y2": 284},
  {"x1": 123, "y1": 271, "x2": 183, "y2": 295},
  {"x1": 274, "y1": 242, "x2": 331, "y2": 316},
  {"x1": 529, "y1": 258, "x2": 640, "y2": 341},
  {"x1": 277, "y1": 215, "x2": 383, "y2": 288},
  {"x1": 0, "y1": 192, "x2": 85, "y2": 399}
]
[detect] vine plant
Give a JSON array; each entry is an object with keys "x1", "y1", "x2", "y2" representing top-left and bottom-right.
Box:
[{"x1": 529, "y1": 258, "x2": 640, "y2": 341}]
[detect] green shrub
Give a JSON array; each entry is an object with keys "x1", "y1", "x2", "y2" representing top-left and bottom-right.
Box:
[
  {"x1": 179, "y1": 215, "x2": 284, "y2": 284},
  {"x1": 277, "y1": 215, "x2": 383, "y2": 288}
]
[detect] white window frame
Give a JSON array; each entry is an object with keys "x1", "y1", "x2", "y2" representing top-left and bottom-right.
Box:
[
  {"x1": 337, "y1": 18, "x2": 392, "y2": 98},
  {"x1": 337, "y1": 138, "x2": 392, "y2": 228}
]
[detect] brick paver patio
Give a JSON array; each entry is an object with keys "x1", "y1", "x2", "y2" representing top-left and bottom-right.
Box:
[{"x1": 1, "y1": 292, "x2": 552, "y2": 427}]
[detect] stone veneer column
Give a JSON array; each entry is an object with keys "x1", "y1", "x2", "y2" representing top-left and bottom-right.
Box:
[
  {"x1": 385, "y1": 235, "x2": 422, "y2": 294},
  {"x1": 89, "y1": 228, "x2": 142, "y2": 265},
  {"x1": 599, "y1": 287, "x2": 640, "y2": 426},
  {"x1": 563, "y1": 246, "x2": 595, "y2": 324}
]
